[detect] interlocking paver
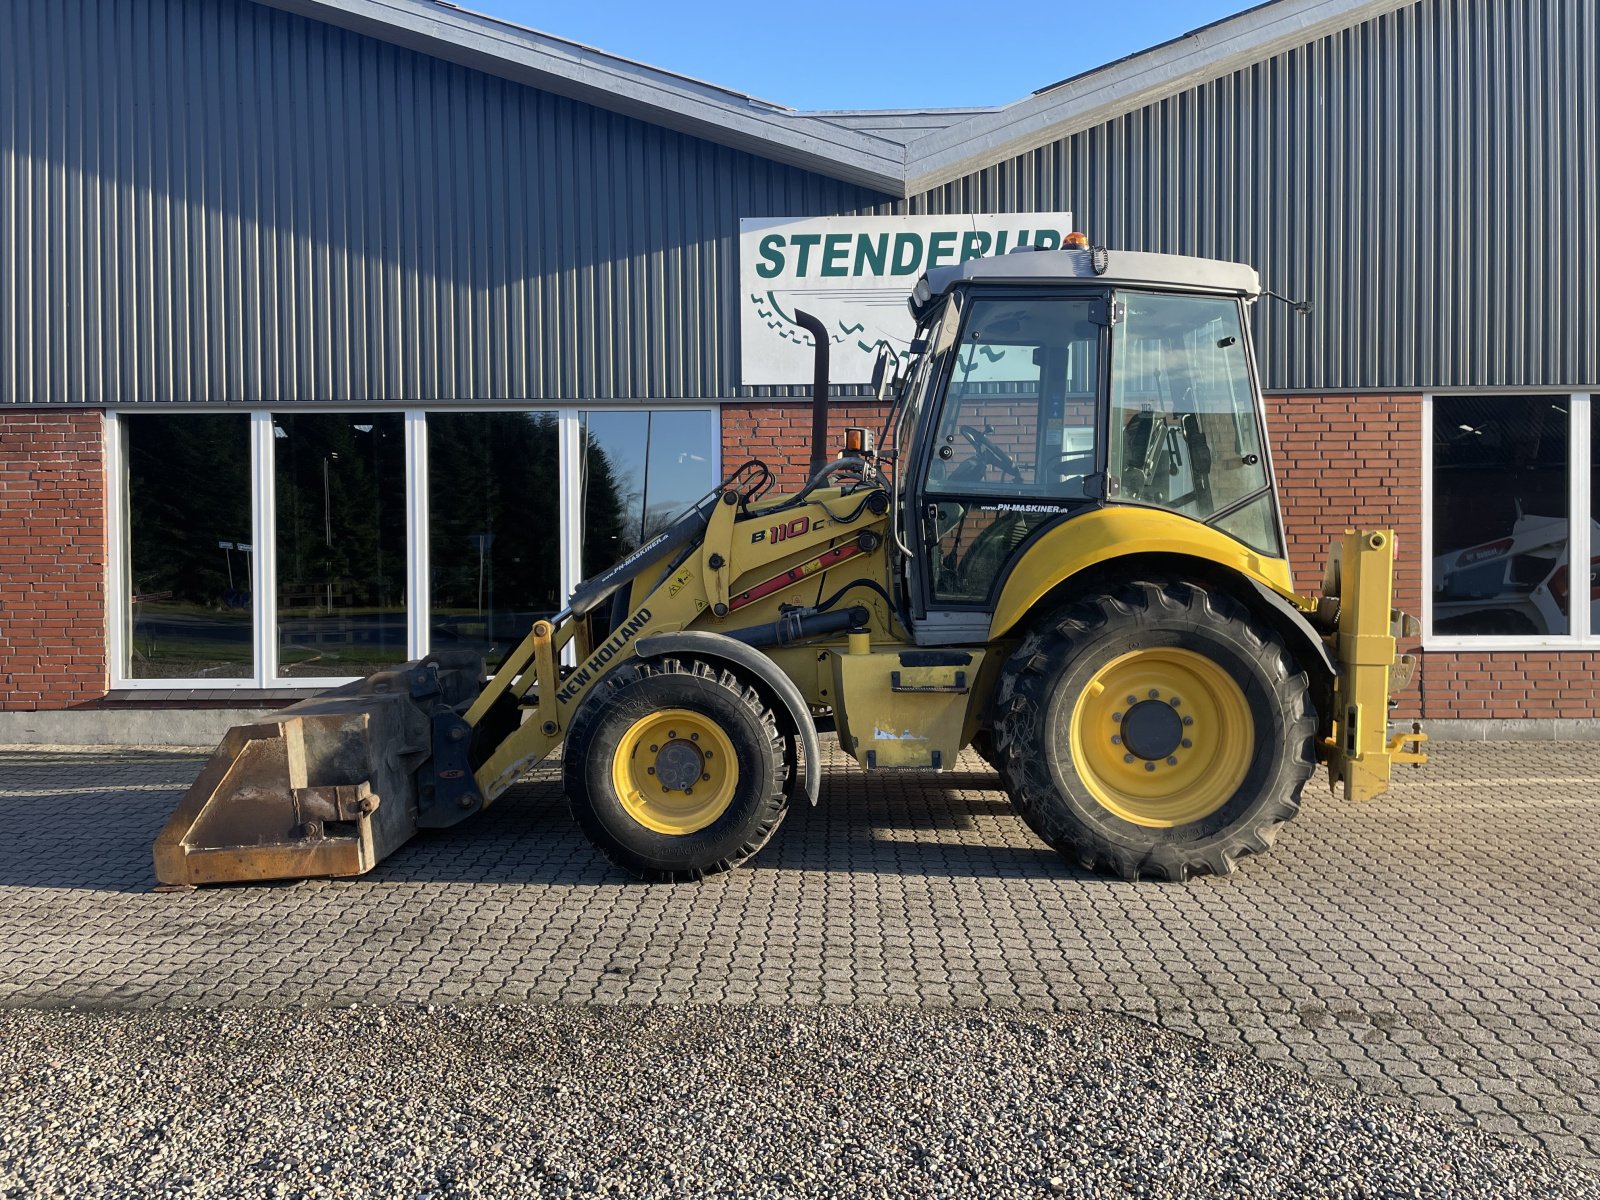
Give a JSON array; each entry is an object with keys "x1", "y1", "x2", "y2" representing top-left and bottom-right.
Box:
[{"x1": 0, "y1": 740, "x2": 1596, "y2": 1164}]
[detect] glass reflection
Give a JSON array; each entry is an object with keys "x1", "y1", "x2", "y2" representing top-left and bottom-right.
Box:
[
  {"x1": 124, "y1": 414, "x2": 254, "y2": 678},
  {"x1": 580, "y1": 410, "x2": 718, "y2": 575},
  {"x1": 1432, "y1": 397, "x2": 1569, "y2": 636},
  {"x1": 274, "y1": 414, "x2": 408, "y2": 676},
  {"x1": 427, "y1": 412, "x2": 561, "y2": 670}
]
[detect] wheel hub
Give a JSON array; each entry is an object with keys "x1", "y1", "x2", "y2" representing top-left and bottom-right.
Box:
[
  {"x1": 654, "y1": 739, "x2": 705, "y2": 791},
  {"x1": 1120, "y1": 699, "x2": 1184, "y2": 761}
]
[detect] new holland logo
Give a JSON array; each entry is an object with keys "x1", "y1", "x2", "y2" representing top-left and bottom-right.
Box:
[{"x1": 554, "y1": 607, "x2": 653, "y2": 704}]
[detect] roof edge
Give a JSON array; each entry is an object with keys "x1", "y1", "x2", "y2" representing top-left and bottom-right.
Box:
[
  {"x1": 255, "y1": 0, "x2": 914, "y2": 194},
  {"x1": 898, "y1": 0, "x2": 1414, "y2": 193}
]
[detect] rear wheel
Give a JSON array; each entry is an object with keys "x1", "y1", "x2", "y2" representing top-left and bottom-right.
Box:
[
  {"x1": 563, "y1": 657, "x2": 789, "y2": 880},
  {"x1": 993, "y1": 579, "x2": 1315, "y2": 881}
]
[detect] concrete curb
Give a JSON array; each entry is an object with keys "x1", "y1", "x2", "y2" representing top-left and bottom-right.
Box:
[
  {"x1": 0, "y1": 708, "x2": 275, "y2": 747},
  {"x1": 1419, "y1": 719, "x2": 1600, "y2": 742},
  {"x1": 3, "y1": 708, "x2": 1600, "y2": 746}
]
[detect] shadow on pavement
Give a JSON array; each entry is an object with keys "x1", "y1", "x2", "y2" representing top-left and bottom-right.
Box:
[{"x1": 0, "y1": 750, "x2": 1088, "y2": 891}]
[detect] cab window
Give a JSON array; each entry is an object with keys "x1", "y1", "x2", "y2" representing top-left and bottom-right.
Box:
[
  {"x1": 922, "y1": 296, "x2": 1103, "y2": 604},
  {"x1": 1107, "y1": 292, "x2": 1274, "y2": 541},
  {"x1": 925, "y1": 297, "x2": 1101, "y2": 499}
]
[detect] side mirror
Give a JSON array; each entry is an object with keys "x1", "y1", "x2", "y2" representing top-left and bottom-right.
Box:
[{"x1": 870, "y1": 344, "x2": 897, "y2": 403}]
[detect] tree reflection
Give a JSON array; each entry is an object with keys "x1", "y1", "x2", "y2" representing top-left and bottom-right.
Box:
[
  {"x1": 125, "y1": 415, "x2": 254, "y2": 677},
  {"x1": 429, "y1": 412, "x2": 625, "y2": 666}
]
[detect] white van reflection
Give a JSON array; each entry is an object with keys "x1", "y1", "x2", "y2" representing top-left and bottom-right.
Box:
[{"x1": 1433, "y1": 505, "x2": 1598, "y2": 636}]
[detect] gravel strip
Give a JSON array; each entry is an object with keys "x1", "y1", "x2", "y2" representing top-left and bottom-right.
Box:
[{"x1": 1, "y1": 1005, "x2": 1590, "y2": 1200}]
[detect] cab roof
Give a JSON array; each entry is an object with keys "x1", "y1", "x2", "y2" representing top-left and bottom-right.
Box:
[{"x1": 910, "y1": 248, "x2": 1262, "y2": 320}]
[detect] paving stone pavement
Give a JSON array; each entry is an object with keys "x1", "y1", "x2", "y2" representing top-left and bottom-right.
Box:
[{"x1": 0, "y1": 739, "x2": 1596, "y2": 1165}]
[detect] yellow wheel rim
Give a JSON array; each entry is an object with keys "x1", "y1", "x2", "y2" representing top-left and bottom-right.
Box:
[
  {"x1": 610, "y1": 707, "x2": 739, "y2": 836},
  {"x1": 1069, "y1": 648, "x2": 1254, "y2": 828}
]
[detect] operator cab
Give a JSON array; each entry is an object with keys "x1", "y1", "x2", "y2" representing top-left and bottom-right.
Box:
[{"x1": 891, "y1": 245, "x2": 1286, "y2": 645}]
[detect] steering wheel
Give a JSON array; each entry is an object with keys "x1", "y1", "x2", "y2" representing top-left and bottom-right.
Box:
[
  {"x1": 959, "y1": 425, "x2": 1024, "y2": 482},
  {"x1": 1048, "y1": 451, "x2": 1096, "y2": 488}
]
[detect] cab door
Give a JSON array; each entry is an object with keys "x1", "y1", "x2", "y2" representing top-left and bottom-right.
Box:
[{"x1": 906, "y1": 289, "x2": 1110, "y2": 645}]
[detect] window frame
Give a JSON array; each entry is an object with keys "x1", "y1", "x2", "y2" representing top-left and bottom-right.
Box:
[
  {"x1": 106, "y1": 404, "x2": 719, "y2": 689},
  {"x1": 1422, "y1": 391, "x2": 1593, "y2": 651}
]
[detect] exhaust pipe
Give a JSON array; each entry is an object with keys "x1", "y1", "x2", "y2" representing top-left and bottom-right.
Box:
[{"x1": 793, "y1": 309, "x2": 830, "y2": 478}]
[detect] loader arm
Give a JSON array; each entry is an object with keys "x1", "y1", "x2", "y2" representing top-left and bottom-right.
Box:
[{"x1": 470, "y1": 483, "x2": 892, "y2": 801}]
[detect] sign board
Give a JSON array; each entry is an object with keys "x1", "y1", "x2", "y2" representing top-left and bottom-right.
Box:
[{"x1": 738, "y1": 213, "x2": 1075, "y2": 386}]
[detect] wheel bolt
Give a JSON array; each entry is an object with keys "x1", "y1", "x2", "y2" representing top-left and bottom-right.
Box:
[
  {"x1": 690, "y1": 733, "x2": 699, "y2": 741},
  {"x1": 1182, "y1": 716, "x2": 1194, "y2": 727},
  {"x1": 650, "y1": 744, "x2": 659, "y2": 753},
  {"x1": 1124, "y1": 754, "x2": 1134, "y2": 763},
  {"x1": 1170, "y1": 698, "x2": 1181, "y2": 708},
  {"x1": 1167, "y1": 757, "x2": 1178, "y2": 766},
  {"x1": 1111, "y1": 735, "x2": 1122, "y2": 746},
  {"x1": 1112, "y1": 712, "x2": 1123, "y2": 722},
  {"x1": 668, "y1": 730, "x2": 677, "y2": 738},
  {"x1": 1148, "y1": 689, "x2": 1160, "y2": 699},
  {"x1": 1144, "y1": 762, "x2": 1156, "y2": 772},
  {"x1": 647, "y1": 766, "x2": 656, "y2": 775},
  {"x1": 702, "y1": 773, "x2": 711, "y2": 782},
  {"x1": 1181, "y1": 738, "x2": 1192, "y2": 749},
  {"x1": 704, "y1": 751, "x2": 713, "y2": 758},
  {"x1": 685, "y1": 787, "x2": 694, "y2": 796}
]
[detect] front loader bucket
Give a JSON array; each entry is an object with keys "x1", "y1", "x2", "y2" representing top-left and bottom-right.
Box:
[{"x1": 153, "y1": 654, "x2": 486, "y2": 887}]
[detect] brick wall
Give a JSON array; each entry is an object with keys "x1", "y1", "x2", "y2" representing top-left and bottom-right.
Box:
[
  {"x1": 722, "y1": 399, "x2": 892, "y2": 491},
  {"x1": 0, "y1": 410, "x2": 107, "y2": 710},
  {"x1": 722, "y1": 394, "x2": 1600, "y2": 723}
]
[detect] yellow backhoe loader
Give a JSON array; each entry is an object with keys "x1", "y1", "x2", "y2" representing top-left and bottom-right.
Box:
[{"x1": 154, "y1": 242, "x2": 1426, "y2": 886}]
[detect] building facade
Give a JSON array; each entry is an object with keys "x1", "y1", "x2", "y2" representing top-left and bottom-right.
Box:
[{"x1": 1, "y1": 0, "x2": 1596, "y2": 731}]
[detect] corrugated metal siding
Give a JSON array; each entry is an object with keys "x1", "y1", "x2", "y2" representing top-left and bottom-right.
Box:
[{"x1": 2, "y1": 0, "x2": 1595, "y2": 403}]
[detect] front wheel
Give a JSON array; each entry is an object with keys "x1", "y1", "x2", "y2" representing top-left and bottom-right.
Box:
[
  {"x1": 563, "y1": 657, "x2": 789, "y2": 880},
  {"x1": 993, "y1": 579, "x2": 1315, "y2": 881}
]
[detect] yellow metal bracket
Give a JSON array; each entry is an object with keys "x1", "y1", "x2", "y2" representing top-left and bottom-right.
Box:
[
  {"x1": 702, "y1": 493, "x2": 737, "y2": 618},
  {"x1": 528, "y1": 619, "x2": 560, "y2": 736},
  {"x1": 1324, "y1": 529, "x2": 1429, "y2": 801},
  {"x1": 1388, "y1": 724, "x2": 1429, "y2": 766}
]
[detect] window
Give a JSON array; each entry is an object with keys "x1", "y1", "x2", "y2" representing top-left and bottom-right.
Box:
[
  {"x1": 922, "y1": 296, "x2": 1102, "y2": 604},
  {"x1": 427, "y1": 412, "x2": 561, "y2": 671},
  {"x1": 122, "y1": 414, "x2": 254, "y2": 679},
  {"x1": 580, "y1": 409, "x2": 720, "y2": 575},
  {"x1": 926, "y1": 296, "x2": 1100, "y2": 499},
  {"x1": 1107, "y1": 291, "x2": 1278, "y2": 554},
  {"x1": 1426, "y1": 394, "x2": 1593, "y2": 646},
  {"x1": 273, "y1": 414, "x2": 408, "y2": 678},
  {"x1": 108, "y1": 407, "x2": 718, "y2": 687}
]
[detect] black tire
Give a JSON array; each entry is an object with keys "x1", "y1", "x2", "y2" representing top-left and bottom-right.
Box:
[
  {"x1": 562, "y1": 657, "x2": 789, "y2": 880},
  {"x1": 993, "y1": 578, "x2": 1316, "y2": 881}
]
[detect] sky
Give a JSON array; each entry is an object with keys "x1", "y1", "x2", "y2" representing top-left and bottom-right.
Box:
[{"x1": 459, "y1": 0, "x2": 1256, "y2": 111}]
